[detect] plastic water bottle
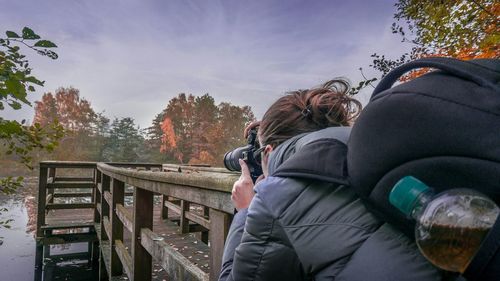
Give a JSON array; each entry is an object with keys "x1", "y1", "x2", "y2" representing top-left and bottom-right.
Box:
[{"x1": 389, "y1": 176, "x2": 499, "y2": 273}]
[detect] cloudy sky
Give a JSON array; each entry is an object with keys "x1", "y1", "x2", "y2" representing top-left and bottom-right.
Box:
[{"x1": 1, "y1": 0, "x2": 410, "y2": 128}]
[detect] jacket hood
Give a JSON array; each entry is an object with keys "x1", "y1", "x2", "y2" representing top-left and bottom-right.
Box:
[{"x1": 268, "y1": 127, "x2": 350, "y2": 185}]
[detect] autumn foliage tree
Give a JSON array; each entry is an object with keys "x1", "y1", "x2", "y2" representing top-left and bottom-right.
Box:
[
  {"x1": 361, "y1": 0, "x2": 499, "y2": 86},
  {"x1": 159, "y1": 117, "x2": 177, "y2": 157},
  {"x1": 33, "y1": 87, "x2": 101, "y2": 160},
  {"x1": 154, "y1": 93, "x2": 255, "y2": 166}
]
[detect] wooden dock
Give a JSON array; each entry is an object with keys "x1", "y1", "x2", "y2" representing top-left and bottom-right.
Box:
[{"x1": 35, "y1": 161, "x2": 238, "y2": 281}]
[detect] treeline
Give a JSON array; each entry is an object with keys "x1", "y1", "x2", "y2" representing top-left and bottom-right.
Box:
[{"x1": 16, "y1": 87, "x2": 254, "y2": 167}]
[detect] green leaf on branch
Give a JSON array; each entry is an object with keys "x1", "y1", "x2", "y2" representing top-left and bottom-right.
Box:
[
  {"x1": 25, "y1": 76, "x2": 44, "y2": 86},
  {"x1": 5, "y1": 31, "x2": 20, "y2": 38},
  {"x1": 1, "y1": 27, "x2": 63, "y2": 183},
  {"x1": 34, "y1": 40, "x2": 57, "y2": 48},
  {"x1": 21, "y1": 27, "x2": 40, "y2": 40}
]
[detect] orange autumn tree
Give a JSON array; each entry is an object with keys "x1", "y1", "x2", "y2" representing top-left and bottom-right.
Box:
[
  {"x1": 369, "y1": 0, "x2": 499, "y2": 82},
  {"x1": 157, "y1": 93, "x2": 254, "y2": 166},
  {"x1": 160, "y1": 117, "x2": 176, "y2": 152},
  {"x1": 159, "y1": 117, "x2": 183, "y2": 162},
  {"x1": 33, "y1": 87, "x2": 102, "y2": 160},
  {"x1": 34, "y1": 87, "x2": 96, "y2": 130}
]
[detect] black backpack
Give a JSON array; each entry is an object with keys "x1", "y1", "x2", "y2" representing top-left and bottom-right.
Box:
[{"x1": 347, "y1": 57, "x2": 500, "y2": 281}]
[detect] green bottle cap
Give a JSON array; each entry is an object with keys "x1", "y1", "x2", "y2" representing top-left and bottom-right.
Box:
[{"x1": 389, "y1": 176, "x2": 430, "y2": 216}]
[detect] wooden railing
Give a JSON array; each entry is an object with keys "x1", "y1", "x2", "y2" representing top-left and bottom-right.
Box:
[{"x1": 37, "y1": 161, "x2": 238, "y2": 281}]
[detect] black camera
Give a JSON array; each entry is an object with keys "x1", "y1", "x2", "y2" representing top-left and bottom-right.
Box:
[{"x1": 223, "y1": 128, "x2": 263, "y2": 183}]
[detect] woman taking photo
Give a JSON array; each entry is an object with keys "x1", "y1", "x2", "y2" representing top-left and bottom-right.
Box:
[{"x1": 218, "y1": 79, "x2": 442, "y2": 281}]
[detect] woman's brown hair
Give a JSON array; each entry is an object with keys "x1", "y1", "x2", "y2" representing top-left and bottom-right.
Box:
[{"x1": 259, "y1": 78, "x2": 362, "y2": 147}]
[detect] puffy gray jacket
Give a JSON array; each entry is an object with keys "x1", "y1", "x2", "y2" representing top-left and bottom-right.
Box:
[{"x1": 219, "y1": 127, "x2": 443, "y2": 281}]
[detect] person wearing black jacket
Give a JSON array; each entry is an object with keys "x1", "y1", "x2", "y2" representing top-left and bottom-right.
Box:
[{"x1": 218, "y1": 79, "x2": 442, "y2": 281}]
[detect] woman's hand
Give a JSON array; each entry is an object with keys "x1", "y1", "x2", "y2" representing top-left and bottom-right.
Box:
[
  {"x1": 231, "y1": 159, "x2": 263, "y2": 210},
  {"x1": 244, "y1": 121, "x2": 261, "y2": 138}
]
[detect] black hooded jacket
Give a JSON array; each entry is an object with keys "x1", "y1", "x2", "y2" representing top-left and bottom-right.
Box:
[{"x1": 219, "y1": 127, "x2": 442, "y2": 281}]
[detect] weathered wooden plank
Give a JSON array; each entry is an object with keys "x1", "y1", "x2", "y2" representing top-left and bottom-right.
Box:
[
  {"x1": 162, "y1": 164, "x2": 234, "y2": 174},
  {"x1": 100, "y1": 240, "x2": 112, "y2": 280},
  {"x1": 103, "y1": 216, "x2": 112, "y2": 243},
  {"x1": 185, "y1": 211, "x2": 210, "y2": 230},
  {"x1": 46, "y1": 203, "x2": 95, "y2": 210},
  {"x1": 98, "y1": 163, "x2": 236, "y2": 193},
  {"x1": 47, "y1": 182, "x2": 95, "y2": 189},
  {"x1": 48, "y1": 252, "x2": 90, "y2": 260},
  {"x1": 54, "y1": 177, "x2": 95, "y2": 182},
  {"x1": 40, "y1": 161, "x2": 97, "y2": 169},
  {"x1": 209, "y1": 209, "x2": 231, "y2": 281},
  {"x1": 97, "y1": 183, "x2": 103, "y2": 193},
  {"x1": 96, "y1": 203, "x2": 102, "y2": 215},
  {"x1": 141, "y1": 228, "x2": 209, "y2": 281},
  {"x1": 39, "y1": 233, "x2": 97, "y2": 245},
  {"x1": 110, "y1": 178, "x2": 125, "y2": 276},
  {"x1": 115, "y1": 240, "x2": 133, "y2": 279},
  {"x1": 95, "y1": 223, "x2": 101, "y2": 241},
  {"x1": 46, "y1": 194, "x2": 53, "y2": 204},
  {"x1": 106, "y1": 162, "x2": 163, "y2": 169},
  {"x1": 164, "y1": 200, "x2": 181, "y2": 214},
  {"x1": 45, "y1": 208, "x2": 94, "y2": 225},
  {"x1": 37, "y1": 166, "x2": 48, "y2": 238},
  {"x1": 104, "y1": 191, "x2": 112, "y2": 206},
  {"x1": 116, "y1": 204, "x2": 133, "y2": 233},
  {"x1": 101, "y1": 174, "x2": 111, "y2": 241},
  {"x1": 41, "y1": 221, "x2": 95, "y2": 230},
  {"x1": 132, "y1": 187, "x2": 153, "y2": 281},
  {"x1": 53, "y1": 192, "x2": 93, "y2": 198}
]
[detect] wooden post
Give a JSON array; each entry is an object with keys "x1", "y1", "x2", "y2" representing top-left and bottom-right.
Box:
[
  {"x1": 92, "y1": 232, "x2": 100, "y2": 268},
  {"x1": 34, "y1": 248, "x2": 43, "y2": 281},
  {"x1": 201, "y1": 206, "x2": 209, "y2": 244},
  {"x1": 35, "y1": 241, "x2": 43, "y2": 270},
  {"x1": 161, "y1": 195, "x2": 168, "y2": 219},
  {"x1": 110, "y1": 178, "x2": 124, "y2": 276},
  {"x1": 91, "y1": 169, "x2": 101, "y2": 269},
  {"x1": 43, "y1": 230, "x2": 52, "y2": 260},
  {"x1": 180, "y1": 200, "x2": 190, "y2": 234},
  {"x1": 94, "y1": 170, "x2": 102, "y2": 223},
  {"x1": 48, "y1": 168, "x2": 55, "y2": 204},
  {"x1": 37, "y1": 165, "x2": 48, "y2": 238},
  {"x1": 99, "y1": 251, "x2": 108, "y2": 281},
  {"x1": 100, "y1": 174, "x2": 111, "y2": 240},
  {"x1": 99, "y1": 174, "x2": 111, "y2": 281},
  {"x1": 132, "y1": 187, "x2": 153, "y2": 281},
  {"x1": 91, "y1": 168, "x2": 98, "y2": 218},
  {"x1": 209, "y1": 209, "x2": 231, "y2": 281}
]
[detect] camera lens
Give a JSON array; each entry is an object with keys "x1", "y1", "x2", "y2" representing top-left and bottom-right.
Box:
[{"x1": 223, "y1": 146, "x2": 248, "y2": 171}]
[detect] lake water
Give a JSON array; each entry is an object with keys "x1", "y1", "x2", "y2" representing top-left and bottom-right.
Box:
[
  {"x1": 0, "y1": 196, "x2": 37, "y2": 281},
  {"x1": 0, "y1": 178, "x2": 98, "y2": 281}
]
